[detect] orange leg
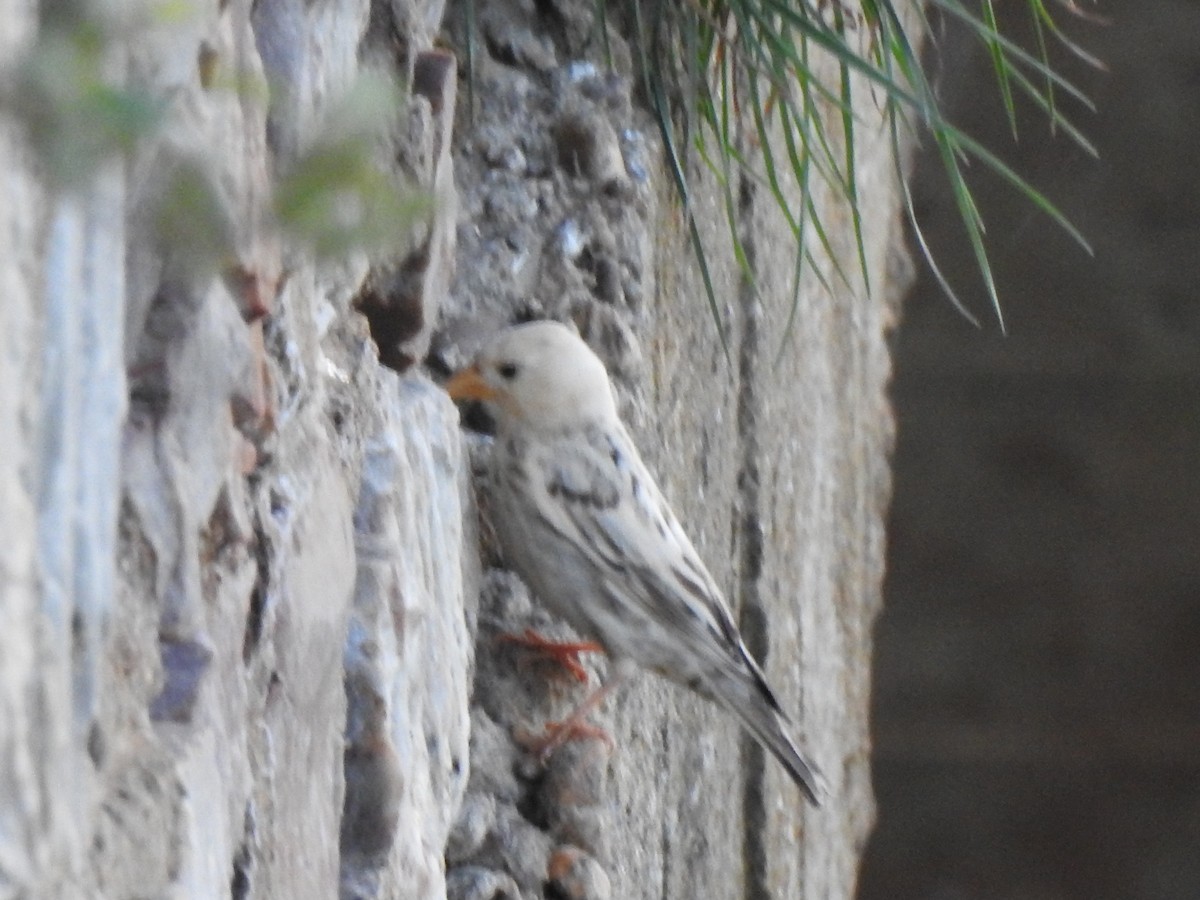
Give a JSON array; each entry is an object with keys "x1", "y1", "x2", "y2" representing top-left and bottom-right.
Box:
[
  {"x1": 514, "y1": 677, "x2": 621, "y2": 760},
  {"x1": 514, "y1": 661, "x2": 635, "y2": 763},
  {"x1": 497, "y1": 628, "x2": 604, "y2": 684},
  {"x1": 514, "y1": 718, "x2": 614, "y2": 758}
]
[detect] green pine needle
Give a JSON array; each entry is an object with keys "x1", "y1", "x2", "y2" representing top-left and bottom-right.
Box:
[{"x1": 632, "y1": 0, "x2": 1098, "y2": 335}]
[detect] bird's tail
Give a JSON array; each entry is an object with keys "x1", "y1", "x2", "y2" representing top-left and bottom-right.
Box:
[
  {"x1": 742, "y1": 705, "x2": 827, "y2": 807},
  {"x1": 712, "y1": 667, "x2": 827, "y2": 806}
]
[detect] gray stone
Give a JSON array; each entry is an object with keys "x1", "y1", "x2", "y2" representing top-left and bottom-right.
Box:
[
  {"x1": 446, "y1": 792, "x2": 499, "y2": 863},
  {"x1": 445, "y1": 866, "x2": 523, "y2": 900}
]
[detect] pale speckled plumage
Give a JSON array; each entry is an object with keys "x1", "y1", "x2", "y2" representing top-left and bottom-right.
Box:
[{"x1": 452, "y1": 320, "x2": 825, "y2": 805}]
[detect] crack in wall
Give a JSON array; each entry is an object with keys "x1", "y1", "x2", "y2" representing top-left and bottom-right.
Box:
[{"x1": 733, "y1": 163, "x2": 774, "y2": 900}]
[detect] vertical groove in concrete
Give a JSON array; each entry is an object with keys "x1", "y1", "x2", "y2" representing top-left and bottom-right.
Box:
[{"x1": 734, "y1": 161, "x2": 771, "y2": 900}]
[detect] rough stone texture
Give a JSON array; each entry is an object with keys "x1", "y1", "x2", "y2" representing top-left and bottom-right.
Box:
[
  {"x1": 863, "y1": 4, "x2": 1200, "y2": 899},
  {"x1": 439, "y1": 3, "x2": 912, "y2": 899},
  {"x1": 1, "y1": 0, "x2": 911, "y2": 898},
  {"x1": 3, "y1": 0, "x2": 472, "y2": 898},
  {"x1": 1, "y1": 4, "x2": 128, "y2": 895},
  {"x1": 355, "y1": 48, "x2": 460, "y2": 372},
  {"x1": 340, "y1": 378, "x2": 474, "y2": 899},
  {"x1": 1, "y1": 4, "x2": 57, "y2": 891}
]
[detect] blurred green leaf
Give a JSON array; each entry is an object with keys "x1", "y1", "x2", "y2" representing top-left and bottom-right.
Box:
[
  {"x1": 273, "y1": 72, "x2": 432, "y2": 258},
  {"x1": 3, "y1": 3, "x2": 165, "y2": 188},
  {"x1": 4, "y1": 1, "x2": 430, "y2": 269},
  {"x1": 150, "y1": 156, "x2": 237, "y2": 276}
]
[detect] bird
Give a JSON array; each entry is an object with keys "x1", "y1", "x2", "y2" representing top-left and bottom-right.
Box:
[{"x1": 445, "y1": 320, "x2": 826, "y2": 806}]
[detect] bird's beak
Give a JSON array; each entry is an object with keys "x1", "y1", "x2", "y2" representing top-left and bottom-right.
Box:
[{"x1": 445, "y1": 365, "x2": 500, "y2": 402}]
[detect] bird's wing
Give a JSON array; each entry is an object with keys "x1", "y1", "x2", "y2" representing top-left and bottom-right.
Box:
[
  {"x1": 527, "y1": 423, "x2": 826, "y2": 805},
  {"x1": 534, "y1": 424, "x2": 780, "y2": 708}
]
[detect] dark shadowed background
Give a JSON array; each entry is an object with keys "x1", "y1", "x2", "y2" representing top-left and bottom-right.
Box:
[{"x1": 860, "y1": 2, "x2": 1200, "y2": 898}]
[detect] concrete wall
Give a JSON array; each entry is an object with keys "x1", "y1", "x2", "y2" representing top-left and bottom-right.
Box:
[{"x1": 0, "y1": 1, "x2": 910, "y2": 897}]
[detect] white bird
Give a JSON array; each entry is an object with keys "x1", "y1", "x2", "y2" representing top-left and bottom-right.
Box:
[{"x1": 446, "y1": 320, "x2": 825, "y2": 806}]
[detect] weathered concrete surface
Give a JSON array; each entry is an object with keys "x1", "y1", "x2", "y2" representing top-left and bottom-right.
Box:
[
  {"x1": 737, "y1": 105, "x2": 904, "y2": 900},
  {"x1": 1, "y1": 0, "x2": 911, "y2": 898}
]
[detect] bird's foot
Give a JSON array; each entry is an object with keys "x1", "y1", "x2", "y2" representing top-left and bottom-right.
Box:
[
  {"x1": 513, "y1": 675, "x2": 622, "y2": 763},
  {"x1": 514, "y1": 717, "x2": 615, "y2": 761},
  {"x1": 497, "y1": 628, "x2": 604, "y2": 684}
]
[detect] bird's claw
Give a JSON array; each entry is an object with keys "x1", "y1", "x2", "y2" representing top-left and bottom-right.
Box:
[
  {"x1": 497, "y1": 628, "x2": 604, "y2": 684},
  {"x1": 514, "y1": 718, "x2": 615, "y2": 762}
]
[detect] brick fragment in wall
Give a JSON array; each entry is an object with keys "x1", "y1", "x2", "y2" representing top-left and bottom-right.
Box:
[
  {"x1": 546, "y1": 845, "x2": 613, "y2": 900},
  {"x1": 356, "y1": 50, "x2": 459, "y2": 373}
]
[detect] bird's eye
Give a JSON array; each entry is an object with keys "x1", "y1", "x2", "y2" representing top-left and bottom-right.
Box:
[{"x1": 497, "y1": 362, "x2": 519, "y2": 380}]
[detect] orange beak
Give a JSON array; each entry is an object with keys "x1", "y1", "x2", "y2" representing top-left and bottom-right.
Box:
[{"x1": 445, "y1": 364, "x2": 500, "y2": 402}]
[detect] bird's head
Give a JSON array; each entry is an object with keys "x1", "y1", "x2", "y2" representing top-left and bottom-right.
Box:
[{"x1": 446, "y1": 321, "x2": 618, "y2": 434}]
